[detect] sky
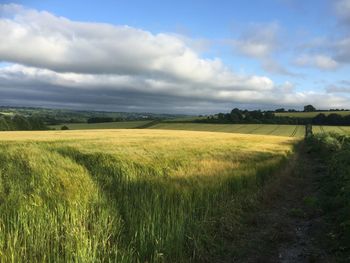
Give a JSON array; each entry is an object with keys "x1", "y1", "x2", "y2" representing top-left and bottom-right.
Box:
[{"x1": 0, "y1": 0, "x2": 350, "y2": 114}]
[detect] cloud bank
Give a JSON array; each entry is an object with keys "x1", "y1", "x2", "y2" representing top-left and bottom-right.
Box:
[{"x1": 0, "y1": 4, "x2": 348, "y2": 113}]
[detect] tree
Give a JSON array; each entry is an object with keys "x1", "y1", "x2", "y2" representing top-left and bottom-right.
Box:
[
  {"x1": 12, "y1": 115, "x2": 31, "y2": 130},
  {"x1": 28, "y1": 117, "x2": 47, "y2": 130},
  {"x1": 275, "y1": 108, "x2": 285, "y2": 112},
  {"x1": 250, "y1": 110, "x2": 264, "y2": 120},
  {"x1": 313, "y1": 113, "x2": 326, "y2": 125},
  {"x1": 244, "y1": 112, "x2": 253, "y2": 121},
  {"x1": 230, "y1": 108, "x2": 243, "y2": 122},
  {"x1": 304, "y1": 105, "x2": 316, "y2": 112},
  {"x1": 343, "y1": 115, "x2": 350, "y2": 125},
  {"x1": 224, "y1": 113, "x2": 231, "y2": 121},
  {"x1": 87, "y1": 117, "x2": 114, "y2": 123},
  {"x1": 61, "y1": 125, "x2": 69, "y2": 130},
  {"x1": 264, "y1": 111, "x2": 275, "y2": 119},
  {"x1": 326, "y1": 113, "x2": 343, "y2": 125},
  {"x1": 0, "y1": 116, "x2": 10, "y2": 131}
]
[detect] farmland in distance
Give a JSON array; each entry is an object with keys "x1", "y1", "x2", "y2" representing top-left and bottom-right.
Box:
[
  {"x1": 50, "y1": 120, "x2": 151, "y2": 130},
  {"x1": 275, "y1": 111, "x2": 350, "y2": 118},
  {"x1": 149, "y1": 123, "x2": 350, "y2": 137}
]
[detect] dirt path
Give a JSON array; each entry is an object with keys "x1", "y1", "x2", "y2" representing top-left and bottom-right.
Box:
[
  {"x1": 276, "y1": 152, "x2": 330, "y2": 263},
  {"x1": 234, "y1": 144, "x2": 334, "y2": 262}
]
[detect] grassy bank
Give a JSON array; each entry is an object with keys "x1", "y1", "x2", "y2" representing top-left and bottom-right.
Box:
[
  {"x1": 307, "y1": 133, "x2": 350, "y2": 261},
  {"x1": 0, "y1": 130, "x2": 296, "y2": 262}
]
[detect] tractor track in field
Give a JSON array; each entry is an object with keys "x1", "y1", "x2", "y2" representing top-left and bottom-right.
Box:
[
  {"x1": 136, "y1": 120, "x2": 160, "y2": 129},
  {"x1": 290, "y1": 125, "x2": 298, "y2": 137},
  {"x1": 267, "y1": 125, "x2": 280, "y2": 135},
  {"x1": 231, "y1": 124, "x2": 247, "y2": 133},
  {"x1": 247, "y1": 125, "x2": 265, "y2": 134}
]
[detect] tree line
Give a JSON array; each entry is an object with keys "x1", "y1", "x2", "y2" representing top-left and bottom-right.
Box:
[
  {"x1": 312, "y1": 113, "x2": 350, "y2": 125},
  {"x1": 197, "y1": 107, "x2": 350, "y2": 125},
  {"x1": 197, "y1": 109, "x2": 303, "y2": 124},
  {"x1": 0, "y1": 115, "x2": 47, "y2": 131},
  {"x1": 87, "y1": 117, "x2": 123, "y2": 123}
]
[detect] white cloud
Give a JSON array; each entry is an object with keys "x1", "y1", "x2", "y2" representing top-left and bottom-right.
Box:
[
  {"x1": 261, "y1": 58, "x2": 300, "y2": 76},
  {"x1": 294, "y1": 1, "x2": 350, "y2": 71},
  {"x1": 334, "y1": 37, "x2": 350, "y2": 62},
  {"x1": 231, "y1": 22, "x2": 281, "y2": 58},
  {"x1": 294, "y1": 54, "x2": 339, "y2": 70},
  {"x1": 326, "y1": 80, "x2": 350, "y2": 93},
  {"x1": 0, "y1": 64, "x2": 275, "y2": 102},
  {"x1": 1, "y1": 63, "x2": 348, "y2": 110},
  {"x1": 0, "y1": 4, "x2": 348, "y2": 111},
  {"x1": 0, "y1": 4, "x2": 275, "y2": 92},
  {"x1": 334, "y1": 0, "x2": 350, "y2": 24},
  {"x1": 326, "y1": 85, "x2": 350, "y2": 93},
  {"x1": 229, "y1": 22, "x2": 297, "y2": 76}
]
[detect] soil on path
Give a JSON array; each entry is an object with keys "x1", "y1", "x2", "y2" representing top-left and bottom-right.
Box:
[{"x1": 234, "y1": 145, "x2": 334, "y2": 262}]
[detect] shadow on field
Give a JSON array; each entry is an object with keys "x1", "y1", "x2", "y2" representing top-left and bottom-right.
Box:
[{"x1": 55, "y1": 146, "x2": 289, "y2": 262}]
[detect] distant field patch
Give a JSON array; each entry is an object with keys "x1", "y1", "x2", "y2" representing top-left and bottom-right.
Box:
[
  {"x1": 150, "y1": 123, "x2": 305, "y2": 137},
  {"x1": 47, "y1": 122, "x2": 350, "y2": 137},
  {"x1": 275, "y1": 111, "x2": 350, "y2": 118},
  {"x1": 149, "y1": 123, "x2": 350, "y2": 137},
  {"x1": 50, "y1": 120, "x2": 151, "y2": 130},
  {"x1": 0, "y1": 112, "x2": 14, "y2": 116}
]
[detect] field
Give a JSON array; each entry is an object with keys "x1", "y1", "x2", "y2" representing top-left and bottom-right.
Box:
[
  {"x1": 0, "y1": 112, "x2": 14, "y2": 116},
  {"x1": 149, "y1": 123, "x2": 350, "y2": 137},
  {"x1": 49, "y1": 122, "x2": 350, "y2": 137},
  {"x1": 50, "y1": 120, "x2": 151, "y2": 130},
  {"x1": 0, "y1": 129, "x2": 295, "y2": 262},
  {"x1": 48, "y1": 122, "x2": 350, "y2": 137},
  {"x1": 275, "y1": 111, "x2": 350, "y2": 118}
]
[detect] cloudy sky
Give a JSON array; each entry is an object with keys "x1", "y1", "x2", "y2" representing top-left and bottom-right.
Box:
[{"x1": 0, "y1": 0, "x2": 350, "y2": 114}]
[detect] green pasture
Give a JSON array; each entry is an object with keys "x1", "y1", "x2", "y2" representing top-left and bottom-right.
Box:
[{"x1": 50, "y1": 120, "x2": 151, "y2": 130}]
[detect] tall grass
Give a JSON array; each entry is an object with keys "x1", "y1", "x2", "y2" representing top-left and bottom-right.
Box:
[{"x1": 0, "y1": 130, "x2": 295, "y2": 261}]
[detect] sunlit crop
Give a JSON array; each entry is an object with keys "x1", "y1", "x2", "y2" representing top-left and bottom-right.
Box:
[{"x1": 0, "y1": 129, "x2": 296, "y2": 262}]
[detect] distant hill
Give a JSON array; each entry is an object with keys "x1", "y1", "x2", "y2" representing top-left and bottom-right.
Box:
[{"x1": 0, "y1": 106, "x2": 191, "y2": 125}]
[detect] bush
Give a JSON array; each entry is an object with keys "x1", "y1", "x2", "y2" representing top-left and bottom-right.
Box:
[
  {"x1": 308, "y1": 133, "x2": 350, "y2": 258},
  {"x1": 87, "y1": 117, "x2": 114, "y2": 123},
  {"x1": 61, "y1": 125, "x2": 69, "y2": 130},
  {"x1": 306, "y1": 133, "x2": 341, "y2": 154}
]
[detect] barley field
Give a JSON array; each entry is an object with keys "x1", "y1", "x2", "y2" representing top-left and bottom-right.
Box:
[
  {"x1": 0, "y1": 129, "x2": 296, "y2": 262},
  {"x1": 149, "y1": 123, "x2": 350, "y2": 137}
]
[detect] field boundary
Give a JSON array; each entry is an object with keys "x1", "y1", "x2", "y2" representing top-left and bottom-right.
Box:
[{"x1": 135, "y1": 120, "x2": 160, "y2": 129}]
